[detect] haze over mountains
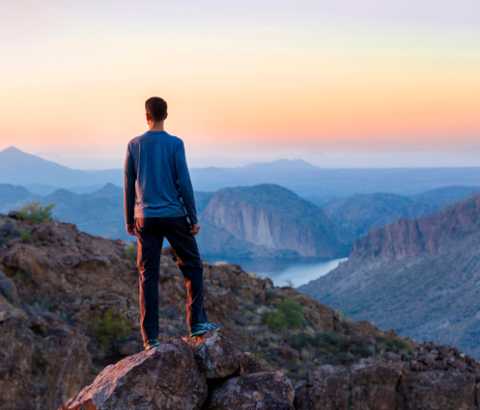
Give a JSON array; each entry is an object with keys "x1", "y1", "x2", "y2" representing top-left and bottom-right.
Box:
[
  {"x1": 3, "y1": 146, "x2": 480, "y2": 199},
  {"x1": 299, "y1": 195, "x2": 480, "y2": 358},
  {"x1": 2, "y1": 145, "x2": 479, "y2": 261}
]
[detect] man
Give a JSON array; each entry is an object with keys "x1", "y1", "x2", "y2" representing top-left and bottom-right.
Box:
[{"x1": 124, "y1": 97, "x2": 218, "y2": 350}]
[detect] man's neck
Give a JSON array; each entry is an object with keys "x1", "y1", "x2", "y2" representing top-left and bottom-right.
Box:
[{"x1": 148, "y1": 122, "x2": 165, "y2": 132}]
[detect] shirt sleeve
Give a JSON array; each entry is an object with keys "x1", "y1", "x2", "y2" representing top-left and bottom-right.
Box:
[
  {"x1": 174, "y1": 140, "x2": 198, "y2": 224},
  {"x1": 123, "y1": 142, "x2": 136, "y2": 224}
]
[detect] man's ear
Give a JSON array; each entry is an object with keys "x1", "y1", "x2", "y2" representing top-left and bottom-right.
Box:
[
  {"x1": 164, "y1": 112, "x2": 168, "y2": 120},
  {"x1": 146, "y1": 113, "x2": 150, "y2": 122}
]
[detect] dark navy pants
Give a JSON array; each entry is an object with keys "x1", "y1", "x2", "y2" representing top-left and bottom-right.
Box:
[{"x1": 135, "y1": 216, "x2": 207, "y2": 342}]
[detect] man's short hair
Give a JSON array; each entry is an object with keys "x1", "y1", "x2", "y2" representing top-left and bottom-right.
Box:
[{"x1": 145, "y1": 97, "x2": 168, "y2": 122}]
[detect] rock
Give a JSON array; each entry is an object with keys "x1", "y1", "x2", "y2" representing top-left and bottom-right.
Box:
[
  {"x1": 237, "y1": 352, "x2": 264, "y2": 375},
  {"x1": 205, "y1": 371, "x2": 295, "y2": 410},
  {"x1": 0, "y1": 309, "x2": 10, "y2": 322},
  {"x1": 276, "y1": 345, "x2": 300, "y2": 364},
  {"x1": 60, "y1": 338, "x2": 208, "y2": 410},
  {"x1": 183, "y1": 331, "x2": 239, "y2": 379},
  {"x1": 7, "y1": 211, "x2": 18, "y2": 219},
  {"x1": 397, "y1": 371, "x2": 476, "y2": 410},
  {"x1": 305, "y1": 365, "x2": 350, "y2": 410},
  {"x1": 350, "y1": 358, "x2": 404, "y2": 410},
  {"x1": 0, "y1": 270, "x2": 20, "y2": 307}
]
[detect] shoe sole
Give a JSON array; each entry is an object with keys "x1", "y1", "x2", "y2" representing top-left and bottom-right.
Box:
[
  {"x1": 145, "y1": 342, "x2": 160, "y2": 350},
  {"x1": 190, "y1": 326, "x2": 220, "y2": 337}
]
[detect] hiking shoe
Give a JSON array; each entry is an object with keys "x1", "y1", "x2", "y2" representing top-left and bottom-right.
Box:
[
  {"x1": 144, "y1": 339, "x2": 160, "y2": 350},
  {"x1": 189, "y1": 322, "x2": 220, "y2": 337}
]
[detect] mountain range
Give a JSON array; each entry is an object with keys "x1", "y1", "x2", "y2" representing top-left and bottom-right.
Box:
[
  {"x1": 323, "y1": 187, "x2": 480, "y2": 237},
  {"x1": 1, "y1": 180, "x2": 478, "y2": 259},
  {"x1": 299, "y1": 194, "x2": 480, "y2": 358},
  {"x1": 3, "y1": 146, "x2": 480, "y2": 199}
]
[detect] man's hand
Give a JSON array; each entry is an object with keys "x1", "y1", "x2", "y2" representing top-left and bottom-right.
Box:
[
  {"x1": 189, "y1": 223, "x2": 200, "y2": 236},
  {"x1": 126, "y1": 223, "x2": 137, "y2": 237}
]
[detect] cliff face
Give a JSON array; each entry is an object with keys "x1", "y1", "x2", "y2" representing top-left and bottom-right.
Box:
[
  {"x1": 351, "y1": 195, "x2": 480, "y2": 260},
  {"x1": 200, "y1": 184, "x2": 353, "y2": 258},
  {"x1": 299, "y1": 195, "x2": 480, "y2": 357}
]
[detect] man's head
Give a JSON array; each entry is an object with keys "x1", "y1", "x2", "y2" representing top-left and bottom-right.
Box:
[{"x1": 145, "y1": 97, "x2": 168, "y2": 124}]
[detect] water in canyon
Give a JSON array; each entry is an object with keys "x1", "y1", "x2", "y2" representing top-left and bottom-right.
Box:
[{"x1": 211, "y1": 257, "x2": 347, "y2": 288}]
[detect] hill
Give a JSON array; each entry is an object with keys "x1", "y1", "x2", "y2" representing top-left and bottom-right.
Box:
[
  {"x1": 299, "y1": 195, "x2": 480, "y2": 358},
  {"x1": 0, "y1": 184, "x2": 39, "y2": 214},
  {"x1": 1, "y1": 214, "x2": 479, "y2": 409},
  {"x1": 198, "y1": 184, "x2": 354, "y2": 258}
]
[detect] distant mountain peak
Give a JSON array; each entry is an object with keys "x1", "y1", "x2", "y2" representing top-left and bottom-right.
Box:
[
  {"x1": 243, "y1": 159, "x2": 319, "y2": 171},
  {"x1": 0, "y1": 146, "x2": 26, "y2": 155}
]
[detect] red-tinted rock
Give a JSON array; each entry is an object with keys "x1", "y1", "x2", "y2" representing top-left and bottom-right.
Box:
[
  {"x1": 59, "y1": 338, "x2": 207, "y2": 410},
  {"x1": 206, "y1": 371, "x2": 295, "y2": 410},
  {"x1": 183, "y1": 330, "x2": 239, "y2": 379}
]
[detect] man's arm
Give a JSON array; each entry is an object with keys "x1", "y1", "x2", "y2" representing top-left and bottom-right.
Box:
[
  {"x1": 174, "y1": 140, "x2": 199, "y2": 229},
  {"x1": 124, "y1": 143, "x2": 137, "y2": 236}
]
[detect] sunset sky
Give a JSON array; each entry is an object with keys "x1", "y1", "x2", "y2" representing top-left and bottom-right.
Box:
[{"x1": 0, "y1": 0, "x2": 479, "y2": 168}]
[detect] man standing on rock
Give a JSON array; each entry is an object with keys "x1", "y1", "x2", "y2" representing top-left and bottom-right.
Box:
[{"x1": 124, "y1": 97, "x2": 218, "y2": 350}]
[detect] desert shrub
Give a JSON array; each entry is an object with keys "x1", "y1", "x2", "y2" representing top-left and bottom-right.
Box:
[
  {"x1": 376, "y1": 336, "x2": 411, "y2": 353},
  {"x1": 125, "y1": 242, "x2": 137, "y2": 260},
  {"x1": 18, "y1": 201, "x2": 54, "y2": 224},
  {"x1": 92, "y1": 308, "x2": 130, "y2": 344},
  {"x1": 267, "y1": 298, "x2": 305, "y2": 330},
  {"x1": 267, "y1": 310, "x2": 288, "y2": 330},
  {"x1": 20, "y1": 228, "x2": 32, "y2": 244},
  {"x1": 314, "y1": 332, "x2": 351, "y2": 351}
]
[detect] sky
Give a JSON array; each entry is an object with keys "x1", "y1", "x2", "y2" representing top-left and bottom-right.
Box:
[{"x1": 0, "y1": 0, "x2": 479, "y2": 169}]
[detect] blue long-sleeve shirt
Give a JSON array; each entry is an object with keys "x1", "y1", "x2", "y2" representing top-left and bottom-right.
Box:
[{"x1": 124, "y1": 130, "x2": 198, "y2": 225}]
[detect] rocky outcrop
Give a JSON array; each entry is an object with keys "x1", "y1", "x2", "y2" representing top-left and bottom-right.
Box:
[
  {"x1": 296, "y1": 348, "x2": 480, "y2": 410},
  {"x1": 60, "y1": 333, "x2": 294, "y2": 410},
  {"x1": 60, "y1": 338, "x2": 209, "y2": 410},
  {"x1": 200, "y1": 184, "x2": 353, "y2": 258}
]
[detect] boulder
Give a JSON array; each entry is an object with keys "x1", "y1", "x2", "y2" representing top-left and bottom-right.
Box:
[
  {"x1": 183, "y1": 330, "x2": 239, "y2": 379},
  {"x1": 350, "y1": 358, "x2": 404, "y2": 410},
  {"x1": 59, "y1": 338, "x2": 208, "y2": 410},
  {"x1": 206, "y1": 371, "x2": 295, "y2": 410},
  {"x1": 237, "y1": 352, "x2": 264, "y2": 375},
  {"x1": 304, "y1": 365, "x2": 350, "y2": 410},
  {"x1": 397, "y1": 370, "x2": 476, "y2": 410}
]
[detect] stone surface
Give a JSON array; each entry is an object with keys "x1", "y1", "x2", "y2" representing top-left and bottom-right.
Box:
[
  {"x1": 206, "y1": 371, "x2": 295, "y2": 410},
  {"x1": 183, "y1": 330, "x2": 239, "y2": 379},
  {"x1": 350, "y1": 358, "x2": 404, "y2": 410},
  {"x1": 237, "y1": 352, "x2": 264, "y2": 375},
  {"x1": 60, "y1": 338, "x2": 208, "y2": 410},
  {"x1": 304, "y1": 365, "x2": 350, "y2": 410},
  {"x1": 397, "y1": 371, "x2": 476, "y2": 410}
]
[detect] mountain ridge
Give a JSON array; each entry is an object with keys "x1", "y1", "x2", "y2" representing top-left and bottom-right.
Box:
[{"x1": 299, "y1": 195, "x2": 480, "y2": 358}]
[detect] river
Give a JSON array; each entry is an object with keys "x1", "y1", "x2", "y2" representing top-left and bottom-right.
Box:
[{"x1": 210, "y1": 257, "x2": 347, "y2": 288}]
